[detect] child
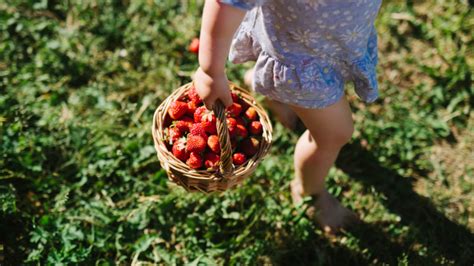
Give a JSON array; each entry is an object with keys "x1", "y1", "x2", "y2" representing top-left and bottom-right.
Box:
[{"x1": 193, "y1": 0, "x2": 382, "y2": 233}]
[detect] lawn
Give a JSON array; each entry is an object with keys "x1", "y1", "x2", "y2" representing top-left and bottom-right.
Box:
[{"x1": 1, "y1": 0, "x2": 473, "y2": 265}]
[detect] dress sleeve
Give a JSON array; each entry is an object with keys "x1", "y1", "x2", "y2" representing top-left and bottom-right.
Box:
[{"x1": 218, "y1": 0, "x2": 258, "y2": 10}]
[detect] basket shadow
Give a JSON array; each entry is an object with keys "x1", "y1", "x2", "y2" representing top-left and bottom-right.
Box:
[{"x1": 335, "y1": 141, "x2": 474, "y2": 264}]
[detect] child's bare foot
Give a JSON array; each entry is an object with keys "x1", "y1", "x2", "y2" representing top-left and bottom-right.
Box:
[{"x1": 290, "y1": 180, "x2": 359, "y2": 234}]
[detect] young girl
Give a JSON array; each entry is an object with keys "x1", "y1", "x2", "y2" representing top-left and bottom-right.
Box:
[{"x1": 193, "y1": 0, "x2": 382, "y2": 233}]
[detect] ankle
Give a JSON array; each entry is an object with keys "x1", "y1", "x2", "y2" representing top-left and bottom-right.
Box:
[{"x1": 291, "y1": 179, "x2": 324, "y2": 198}]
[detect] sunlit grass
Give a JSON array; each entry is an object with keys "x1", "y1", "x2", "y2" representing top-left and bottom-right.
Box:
[{"x1": 0, "y1": 0, "x2": 473, "y2": 265}]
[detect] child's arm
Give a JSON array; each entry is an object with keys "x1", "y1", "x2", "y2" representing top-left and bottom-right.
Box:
[{"x1": 194, "y1": 0, "x2": 246, "y2": 110}]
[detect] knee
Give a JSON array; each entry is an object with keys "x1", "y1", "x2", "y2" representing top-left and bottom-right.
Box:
[{"x1": 329, "y1": 125, "x2": 354, "y2": 147}]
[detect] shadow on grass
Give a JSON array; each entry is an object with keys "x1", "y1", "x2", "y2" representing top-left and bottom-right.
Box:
[
  {"x1": 335, "y1": 140, "x2": 474, "y2": 264},
  {"x1": 347, "y1": 220, "x2": 437, "y2": 265},
  {"x1": 270, "y1": 214, "x2": 435, "y2": 265},
  {"x1": 268, "y1": 229, "x2": 369, "y2": 265}
]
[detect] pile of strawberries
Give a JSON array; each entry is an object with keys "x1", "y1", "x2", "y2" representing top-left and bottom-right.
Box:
[{"x1": 163, "y1": 85, "x2": 263, "y2": 170}]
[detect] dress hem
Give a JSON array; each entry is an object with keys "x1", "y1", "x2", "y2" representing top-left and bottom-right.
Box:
[{"x1": 229, "y1": 29, "x2": 380, "y2": 109}]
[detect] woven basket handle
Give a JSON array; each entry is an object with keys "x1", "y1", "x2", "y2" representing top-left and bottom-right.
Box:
[{"x1": 213, "y1": 99, "x2": 234, "y2": 178}]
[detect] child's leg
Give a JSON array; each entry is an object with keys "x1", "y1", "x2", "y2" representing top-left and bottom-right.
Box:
[
  {"x1": 290, "y1": 95, "x2": 354, "y2": 195},
  {"x1": 288, "y1": 96, "x2": 358, "y2": 232}
]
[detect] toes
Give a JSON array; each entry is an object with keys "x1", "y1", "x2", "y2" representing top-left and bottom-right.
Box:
[
  {"x1": 323, "y1": 225, "x2": 334, "y2": 234},
  {"x1": 320, "y1": 221, "x2": 342, "y2": 235}
]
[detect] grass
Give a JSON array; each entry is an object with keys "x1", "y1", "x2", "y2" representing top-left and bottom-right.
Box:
[{"x1": 0, "y1": 0, "x2": 473, "y2": 265}]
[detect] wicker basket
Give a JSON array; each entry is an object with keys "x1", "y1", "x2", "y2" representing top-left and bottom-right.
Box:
[{"x1": 152, "y1": 82, "x2": 272, "y2": 193}]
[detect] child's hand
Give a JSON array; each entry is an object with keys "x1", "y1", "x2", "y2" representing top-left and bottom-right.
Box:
[{"x1": 193, "y1": 67, "x2": 233, "y2": 110}]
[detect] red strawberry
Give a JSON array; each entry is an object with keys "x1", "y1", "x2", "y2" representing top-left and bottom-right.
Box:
[
  {"x1": 194, "y1": 106, "x2": 216, "y2": 134},
  {"x1": 187, "y1": 86, "x2": 203, "y2": 104},
  {"x1": 188, "y1": 38, "x2": 200, "y2": 54},
  {"x1": 189, "y1": 123, "x2": 208, "y2": 141},
  {"x1": 231, "y1": 92, "x2": 240, "y2": 103},
  {"x1": 202, "y1": 121, "x2": 217, "y2": 134},
  {"x1": 249, "y1": 121, "x2": 263, "y2": 135},
  {"x1": 186, "y1": 135, "x2": 206, "y2": 153},
  {"x1": 172, "y1": 138, "x2": 188, "y2": 162},
  {"x1": 236, "y1": 124, "x2": 248, "y2": 138},
  {"x1": 187, "y1": 152, "x2": 203, "y2": 169},
  {"x1": 241, "y1": 137, "x2": 259, "y2": 156},
  {"x1": 194, "y1": 106, "x2": 208, "y2": 123},
  {"x1": 182, "y1": 116, "x2": 194, "y2": 129},
  {"x1": 227, "y1": 103, "x2": 242, "y2": 117},
  {"x1": 173, "y1": 120, "x2": 189, "y2": 133},
  {"x1": 187, "y1": 101, "x2": 198, "y2": 116},
  {"x1": 226, "y1": 117, "x2": 238, "y2": 136},
  {"x1": 244, "y1": 107, "x2": 258, "y2": 121},
  {"x1": 207, "y1": 135, "x2": 221, "y2": 153},
  {"x1": 204, "y1": 152, "x2": 220, "y2": 169},
  {"x1": 168, "y1": 127, "x2": 182, "y2": 144},
  {"x1": 201, "y1": 110, "x2": 216, "y2": 124},
  {"x1": 168, "y1": 101, "x2": 188, "y2": 120},
  {"x1": 233, "y1": 153, "x2": 246, "y2": 165}
]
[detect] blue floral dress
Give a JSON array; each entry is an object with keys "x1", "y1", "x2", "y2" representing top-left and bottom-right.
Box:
[{"x1": 219, "y1": 0, "x2": 382, "y2": 108}]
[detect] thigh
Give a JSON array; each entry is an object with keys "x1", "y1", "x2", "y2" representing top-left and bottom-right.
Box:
[{"x1": 287, "y1": 96, "x2": 354, "y2": 148}]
